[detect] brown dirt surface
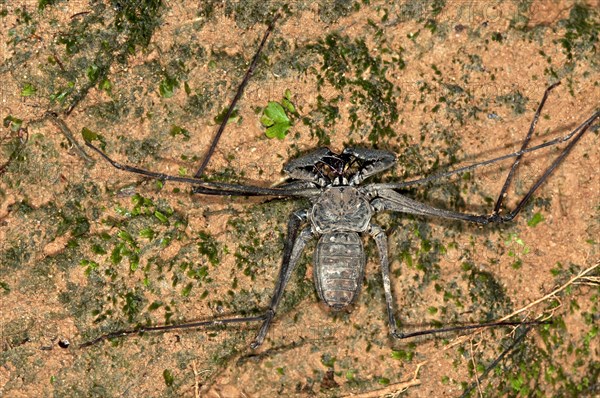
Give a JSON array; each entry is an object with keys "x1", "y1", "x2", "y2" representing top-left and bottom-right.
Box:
[{"x1": 0, "y1": 1, "x2": 598, "y2": 397}]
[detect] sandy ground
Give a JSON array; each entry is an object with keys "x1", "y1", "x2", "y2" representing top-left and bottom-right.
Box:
[{"x1": 0, "y1": 1, "x2": 598, "y2": 397}]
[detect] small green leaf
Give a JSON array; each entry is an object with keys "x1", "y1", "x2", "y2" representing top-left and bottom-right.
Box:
[
  {"x1": 198, "y1": 231, "x2": 219, "y2": 266},
  {"x1": 139, "y1": 227, "x2": 155, "y2": 239},
  {"x1": 129, "y1": 254, "x2": 139, "y2": 271},
  {"x1": 110, "y1": 243, "x2": 124, "y2": 265},
  {"x1": 20, "y1": 83, "x2": 36, "y2": 97},
  {"x1": 100, "y1": 79, "x2": 112, "y2": 92},
  {"x1": 159, "y1": 76, "x2": 178, "y2": 98},
  {"x1": 510, "y1": 375, "x2": 523, "y2": 391},
  {"x1": 213, "y1": 107, "x2": 239, "y2": 124},
  {"x1": 79, "y1": 259, "x2": 99, "y2": 276},
  {"x1": 281, "y1": 97, "x2": 295, "y2": 113},
  {"x1": 3, "y1": 115, "x2": 23, "y2": 132},
  {"x1": 264, "y1": 102, "x2": 289, "y2": 124},
  {"x1": 163, "y1": 369, "x2": 174, "y2": 387},
  {"x1": 527, "y1": 212, "x2": 544, "y2": 227},
  {"x1": 260, "y1": 92, "x2": 296, "y2": 140},
  {"x1": 49, "y1": 83, "x2": 74, "y2": 103},
  {"x1": 91, "y1": 244, "x2": 106, "y2": 255},
  {"x1": 86, "y1": 64, "x2": 99, "y2": 82},
  {"x1": 81, "y1": 127, "x2": 98, "y2": 142},
  {"x1": 117, "y1": 230, "x2": 134, "y2": 243},
  {"x1": 154, "y1": 210, "x2": 168, "y2": 223},
  {"x1": 169, "y1": 125, "x2": 190, "y2": 140},
  {"x1": 391, "y1": 349, "x2": 414, "y2": 361},
  {"x1": 181, "y1": 282, "x2": 193, "y2": 297},
  {"x1": 260, "y1": 114, "x2": 274, "y2": 127},
  {"x1": 512, "y1": 259, "x2": 522, "y2": 269},
  {"x1": 265, "y1": 122, "x2": 291, "y2": 139}
]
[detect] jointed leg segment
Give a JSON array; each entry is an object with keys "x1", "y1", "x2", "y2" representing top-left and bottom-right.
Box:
[
  {"x1": 369, "y1": 223, "x2": 402, "y2": 338},
  {"x1": 251, "y1": 210, "x2": 311, "y2": 348},
  {"x1": 368, "y1": 85, "x2": 599, "y2": 228}
]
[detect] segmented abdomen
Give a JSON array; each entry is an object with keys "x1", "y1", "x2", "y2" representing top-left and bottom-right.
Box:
[{"x1": 314, "y1": 232, "x2": 365, "y2": 309}]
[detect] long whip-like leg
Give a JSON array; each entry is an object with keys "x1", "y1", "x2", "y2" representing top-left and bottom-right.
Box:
[
  {"x1": 85, "y1": 141, "x2": 319, "y2": 198},
  {"x1": 371, "y1": 112, "x2": 599, "y2": 191},
  {"x1": 493, "y1": 82, "x2": 560, "y2": 214},
  {"x1": 366, "y1": 219, "x2": 547, "y2": 340},
  {"x1": 490, "y1": 108, "x2": 599, "y2": 222},
  {"x1": 193, "y1": 15, "x2": 279, "y2": 180},
  {"x1": 251, "y1": 211, "x2": 312, "y2": 349},
  {"x1": 368, "y1": 223, "x2": 402, "y2": 338},
  {"x1": 366, "y1": 108, "x2": 599, "y2": 225},
  {"x1": 79, "y1": 315, "x2": 267, "y2": 348},
  {"x1": 364, "y1": 223, "x2": 534, "y2": 340},
  {"x1": 81, "y1": 209, "x2": 310, "y2": 349}
]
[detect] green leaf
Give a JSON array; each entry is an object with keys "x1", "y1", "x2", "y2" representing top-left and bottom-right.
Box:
[
  {"x1": 265, "y1": 122, "x2": 291, "y2": 139},
  {"x1": 139, "y1": 227, "x2": 155, "y2": 239},
  {"x1": 198, "y1": 231, "x2": 220, "y2": 266},
  {"x1": 181, "y1": 282, "x2": 193, "y2": 297},
  {"x1": 260, "y1": 114, "x2": 274, "y2": 127},
  {"x1": 100, "y1": 79, "x2": 112, "y2": 92},
  {"x1": 86, "y1": 64, "x2": 99, "y2": 82},
  {"x1": 3, "y1": 115, "x2": 23, "y2": 131},
  {"x1": 129, "y1": 254, "x2": 140, "y2": 271},
  {"x1": 50, "y1": 88, "x2": 70, "y2": 103},
  {"x1": 154, "y1": 210, "x2": 168, "y2": 223},
  {"x1": 169, "y1": 125, "x2": 190, "y2": 140},
  {"x1": 260, "y1": 92, "x2": 296, "y2": 140},
  {"x1": 213, "y1": 107, "x2": 239, "y2": 124},
  {"x1": 391, "y1": 349, "x2": 414, "y2": 361},
  {"x1": 110, "y1": 242, "x2": 124, "y2": 265},
  {"x1": 159, "y1": 76, "x2": 178, "y2": 98},
  {"x1": 163, "y1": 369, "x2": 174, "y2": 387},
  {"x1": 117, "y1": 230, "x2": 134, "y2": 243},
  {"x1": 527, "y1": 212, "x2": 544, "y2": 227},
  {"x1": 81, "y1": 127, "x2": 98, "y2": 142},
  {"x1": 281, "y1": 97, "x2": 295, "y2": 113},
  {"x1": 264, "y1": 102, "x2": 290, "y2": 124},
  {"x1": 20, "y1": 83, "x2": 36, "y2": 97}
]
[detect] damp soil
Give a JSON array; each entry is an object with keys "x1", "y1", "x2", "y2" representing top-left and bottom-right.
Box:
[{"x1": 0, "y1": 1, "x2": 599, "y2": 397}]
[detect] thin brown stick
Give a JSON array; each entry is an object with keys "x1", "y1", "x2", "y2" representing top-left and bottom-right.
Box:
[
  {"x1": 191, "y1": 361, "x2": 200, "y2": 398},
  {"x1": 470, "y1": 339, "x2": 483, "y2": 398},
  {"x1": 497, "y1": 261, "x2": 599, "y2": 322},
  {"x1": 438, "y1": 261, "x2": 599, "y2": 353}
]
